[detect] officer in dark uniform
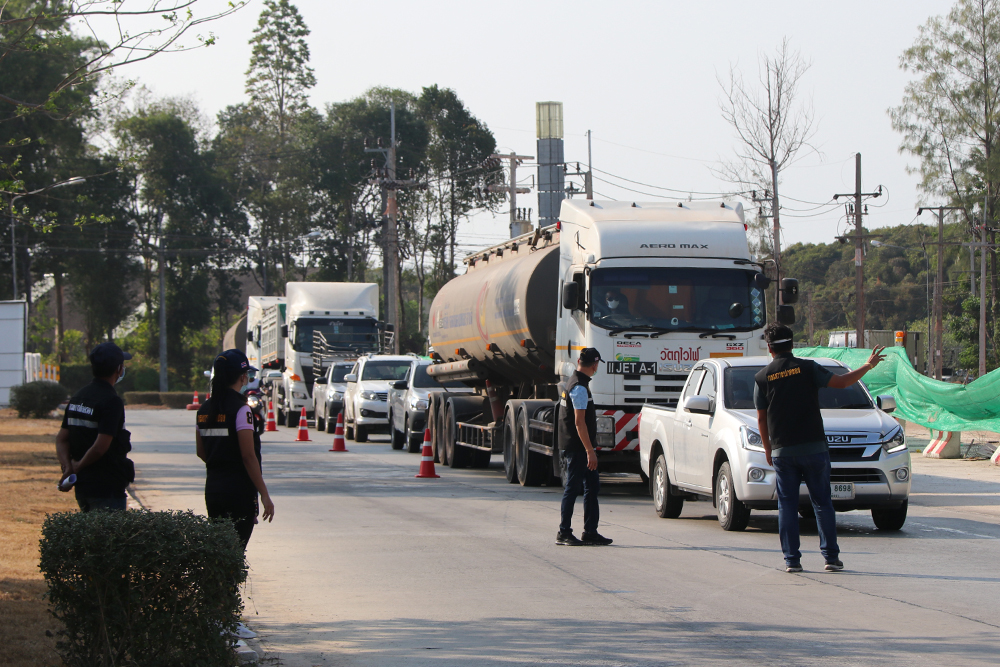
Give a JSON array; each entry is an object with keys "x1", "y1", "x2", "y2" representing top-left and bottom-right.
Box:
[
  {"x1": 55, "y1": 342, "x2": 135, "y2": 512},
  {"x1": 556, "y1": 347, "x2": 613, "y2": 546},
  {"x1": 754, "y1": 323, "x2": 885, "y2": 573},
  {"x1": 195, "y1": 349, "x2": 274, "y2": 551}
]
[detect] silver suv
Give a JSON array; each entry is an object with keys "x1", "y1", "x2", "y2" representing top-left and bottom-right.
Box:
[
  {"x1": 388, "y1": 359, "x2": 473, "y2": 452},
  {"x1": 343, "y1": 355, "x2": 416, "y2": 442}
]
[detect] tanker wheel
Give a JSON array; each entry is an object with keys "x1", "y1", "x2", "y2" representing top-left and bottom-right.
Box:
[
  {"x1": 502, "y1": 409, "x2": 519, "y2": 483},
  {"x1": 435, "y1": 399, "x2": 449, "y2": 466},
  {"x1": 547, "y1": 447, "x2": 565, "y2": 488},
  {"x1": 445, "y1": 402, "x2": 468, "y2": 468},
  {"x1": 516, "y1": 408, "x2": 546, "y2": 486},
  {"x1": 470, "y1": 447, "x2": 492, "y2": 469}
]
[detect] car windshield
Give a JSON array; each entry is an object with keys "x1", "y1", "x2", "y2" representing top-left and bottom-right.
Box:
[
  {"x1": 412, "y1": 364, "x2": 466, "y2": 389},
  {"x1": 291, "y1": 318, "x2": 379, "y2": 353},
  {"x1": 589, "y1": 267, "x2": 765, "y2": 332},
  {"x1": 361, "y1": 360, "x2": 412, "y2": 381},
  {"x1": 723, "y1": 366, "x2": 873, "y2": 410},
  {"x1": 329, "y1": 365, "x2": 351, "y2": 382}
]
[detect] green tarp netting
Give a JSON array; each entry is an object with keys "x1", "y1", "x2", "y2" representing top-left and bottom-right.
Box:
[{"x1": 796, "y1": 346, "x2": 1000, "y2": 434}]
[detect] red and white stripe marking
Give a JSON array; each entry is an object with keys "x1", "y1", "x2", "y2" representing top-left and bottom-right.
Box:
[
  {"x1": 600, "y1": 410, "x2": 640, "y2": 451},
  {"x1": 922, "y1": 430, "x2": 960, "y2": 459}
]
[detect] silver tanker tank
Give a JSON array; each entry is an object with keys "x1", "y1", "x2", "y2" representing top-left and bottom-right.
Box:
[{"x1": 427, "y1": 231, "x2": 560, "y2": 385}]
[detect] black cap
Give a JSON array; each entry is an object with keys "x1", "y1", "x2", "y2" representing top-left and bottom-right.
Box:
[
  {"x1": 89, "y1": 342, "x2": 132, "y2": 367},
  {"x1": 579, "y1": 347, "x2": 602, "y2": 364},
  {"x1": 216, "y1": 349, "x2": 258, "y2": 377}
]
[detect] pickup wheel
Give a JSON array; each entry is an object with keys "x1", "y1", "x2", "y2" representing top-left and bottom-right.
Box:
[
  {"x1": 316, "y1": 409, "x2": 326, "y2": 433},
  {"x1": 355, "y1": 425, "x2": 368, "y2": 443},
  {"x1": 326, "y1": 408, "x2": 337, "y2": 433},
  {"x1": 716, "y1": 461, "x2": 751, "y2": 531},
  {"x1": 405, "y1": 417, "x2": 422, "y2": 453},
  {"x1": 652, "y1": 454, "x2": 684, "y2": 519},
  {"x1": 389, "y1": 411, "x2": 405, "y2": 450},
  {"x1": 502, "y1": 410, "x2": 518, "y2": 483},
  {"x1": 871, "y1": 500, "x2": 908, "y2": 531}
]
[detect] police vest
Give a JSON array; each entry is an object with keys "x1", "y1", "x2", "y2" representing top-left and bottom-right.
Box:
[
  {"x1": 197, "y1": 389, "x2": 262, "y2": 497},
  {"x1": 63, "y1": 379, "x2": 134, "y2": 496},
  {"x1": 754, "y1": 354, "x2": 826, "y2": 451},
  {"x1": 558, "y1": 370, "x2": 597, "y2": 453}
]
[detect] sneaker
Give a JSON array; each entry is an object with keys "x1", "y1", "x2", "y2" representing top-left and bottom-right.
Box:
[
  {"x1": 785, "y1": 563, "x2": 803, "y2": 573},
  {"x1": 824, "y1": 559, "x2": 844, "y2": 572},
  {"x1": 581, "y1": 532, "x2": 613, "y2": 546},
  {"x1": 232, "y1": 622, "x2": 257, "y2": 639},
  {"x1": 556, "y1": 530, "x2": 584, "y2": 546}
]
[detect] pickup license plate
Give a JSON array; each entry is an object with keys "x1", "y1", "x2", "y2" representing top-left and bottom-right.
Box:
[{"x1": 831, "y1": 482, "x2": 855, "y2": 500}]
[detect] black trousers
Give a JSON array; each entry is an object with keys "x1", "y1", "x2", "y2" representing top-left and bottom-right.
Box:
[{"x1": 206, "y1": 493, "x2": 257, "y2": 551}]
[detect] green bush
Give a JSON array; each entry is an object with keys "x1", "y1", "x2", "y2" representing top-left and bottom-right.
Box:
[
  {"x1": 58, "y1": 364, "x2": 94, "y2": 395},
  {"x1": 123, "y1": 391, "x2": 162, "y2": 406},
  {"x1": 10, "y1": 380, "x2": 68, "y2": 418},
  {"x1": 39, "y1": 510, "x2": 247, "y2": 667},
  {"x1": 132, "y1": 367, "x2": 160, "y2": 391},
  {"x1": 161, "y1": 391, "x2": 198, "y2": 409}
]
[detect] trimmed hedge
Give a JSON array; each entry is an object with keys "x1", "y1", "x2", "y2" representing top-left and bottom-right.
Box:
[
  {"x1": 161, "y1": 391, "x2": 197, "y2": 409},
  {"x1": 123, "y1": 391, "x2": 162, "y2": 406},
  {"x1": 39, "y1": 510, "x2": 247, "y2": 667},
  {"x1": 10, "y1": 380, "x2": 68, "y2": 418}
]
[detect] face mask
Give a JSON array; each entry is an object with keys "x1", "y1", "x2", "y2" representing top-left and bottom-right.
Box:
[
  {"x1": 116, "y1": 367, "x2": 126, "y2": 385},
  {"x1": 240, "y1": 375, "x2": 249, "y2": 394},
  {"x1": 607, "y1": 299, "x2": 619, "y2": 309}
]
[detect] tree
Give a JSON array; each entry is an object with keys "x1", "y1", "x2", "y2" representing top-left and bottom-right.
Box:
[{"x1": 717, "y1": 39, "x2": 816, "y2": 285}]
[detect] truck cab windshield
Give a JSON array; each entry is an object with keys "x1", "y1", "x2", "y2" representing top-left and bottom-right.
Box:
[
  {"x1": 291, "y1": 318, "x2": 379, "y2": 353},
  {"x1": 723, "y1": 366, "x2": 873, "y2": 410},
  {"x1": 589, "y1": 268, "x2": 765, "y2": 332}
]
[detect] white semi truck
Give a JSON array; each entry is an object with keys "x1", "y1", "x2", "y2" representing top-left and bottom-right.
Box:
[
  {"x1": 245, "y1": 296, "x2": 286, "y2": 391},
  {"x1": 258, "y1": 282, "x2": 386, "y2": 427},
  {"x1": 425, "y1": 199, "x2": 798, "y2": 485}
]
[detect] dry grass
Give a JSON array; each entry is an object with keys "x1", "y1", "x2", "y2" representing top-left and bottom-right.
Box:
[{"x1": 0, "y1": 413, "x2": 75, "y2": 667}]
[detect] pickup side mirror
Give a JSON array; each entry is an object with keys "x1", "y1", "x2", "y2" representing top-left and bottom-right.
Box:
[
  {"x1": 777, "y1": 305, "x2": 796, "y2": 325},
  {"x1": 203, "y1": 370, "x2": 212, "y2": 378},
  {"x1": 562, "y1": 281, "x2": 579, "y2": 310},
  {"x1": 315, "y1": 376, "x2": 328, "y2": 384},
  {"x1": 391, "y1": 380, "x2": 408, "y2": 390},
  {"x1": 877, "y1": 395, "x2": 896, "y2": 413},
  {"x1": 344, "y1": 373, "x2": 357, "y2": 383},
  {"x1": 780, "y1": 278, "x2": 799, "y2": 304},
  {"x1": 281, "y1": 324, "x2": 289, "y2": 338},
  {"x1": 683, "y1": 395, "x2": 713, "y2": 415}
]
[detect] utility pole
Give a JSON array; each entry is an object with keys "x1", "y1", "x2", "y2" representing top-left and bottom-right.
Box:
[
  {"x1": 917, "y1": 205, "x2": 963, "y2": 380},
  {"x1": 834, "y1": 154, "x2": 882, "y2": 350},
  {"x1": 158, "y1": 242, "x2": 168, "y2": 392},
  {"x1": 586, "y1": 130, "x2": 593, "y2": 200},
  {"x1": 487, "y1": 152, "x2": 533, "y2": 237},
  {"x1": 981, "y1": 222, "x2": 988, "y2": 377}
]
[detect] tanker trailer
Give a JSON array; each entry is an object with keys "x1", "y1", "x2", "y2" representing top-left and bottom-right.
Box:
[{"x1": 426, "y1": 199, "x2": 795, "y2": 487}]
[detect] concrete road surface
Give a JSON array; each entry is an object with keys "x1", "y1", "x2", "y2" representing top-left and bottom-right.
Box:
[{"x1": 128, "y1": 410, "x2": 1000, "y2": 666}]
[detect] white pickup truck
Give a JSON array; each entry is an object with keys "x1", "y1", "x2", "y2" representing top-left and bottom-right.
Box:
[{"x1": 637, "y1": 356, "x2": 911, "y2": 531}]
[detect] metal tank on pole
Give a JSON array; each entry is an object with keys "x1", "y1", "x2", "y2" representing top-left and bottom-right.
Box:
[{"x1": 536, "y1": 102, "x2": 565, "y2": 231}]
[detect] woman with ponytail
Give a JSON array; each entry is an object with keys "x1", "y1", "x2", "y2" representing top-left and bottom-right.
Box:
[{"x1": 195, "y1": 349, "x2": 274, "y2": 551}]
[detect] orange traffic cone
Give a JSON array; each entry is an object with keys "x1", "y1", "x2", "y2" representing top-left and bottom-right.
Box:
[
  {"x1": 329, "y1": 412, "x2": 348, "y2": 452},
  {"x1": 415, "y1": 428, "x2": 439, "y2": 478},
  {"x1": 265, "y1": 400, "x2": 277, "y2": 432},
  {"x1": 295, "y1": 406, "x2": 311, "y2": 441},
  {"x1": 186, "y1": 391, "x2": 200, "y2": 410}
]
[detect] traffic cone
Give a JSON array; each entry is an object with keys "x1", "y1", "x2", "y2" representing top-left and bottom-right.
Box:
[
  {"x1": 186, "y1": 391, "x2": 200, "y2": 410},
  {"x1": 265, "y1": 400, "x2": 278, "y2": 432},
  {"x1": 295, "y1": 406, "x2": 311, "y2": 441},
  {"x1": 329, "y1": 412, "x2": 348, "y2": 452},
  {"x1": 415, "y1": 428, "x2": 439, "y2": 478}
]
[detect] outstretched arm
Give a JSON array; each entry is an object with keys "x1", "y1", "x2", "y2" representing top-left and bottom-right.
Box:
[{"x1": 827, "y1": 346, "x2": 886, "y2": 389}]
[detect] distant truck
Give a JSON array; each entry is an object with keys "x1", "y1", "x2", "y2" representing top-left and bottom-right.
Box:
[
  {"x1": 255, "y1": 282, "x2": 387, "y2": 427},
  {"x1": 425, "y1": 200, "x2": 798, "y2": 486},
  {"x1": 245, "y1": 296, "x2": 286, "y2": 392}
]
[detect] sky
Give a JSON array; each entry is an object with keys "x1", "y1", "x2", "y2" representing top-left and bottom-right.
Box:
[{"x1": 99, "y1": 0, "x2": 948, "y2": 257}]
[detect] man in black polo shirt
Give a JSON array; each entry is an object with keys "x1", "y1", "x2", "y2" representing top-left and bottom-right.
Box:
[
  {"x1": 754, "y1": 323, "x2": 885, "y2": 573},
  {"x1": 556, "y1": 348, "x2": 612, "y2": 546},
  {"x1": 56, "y1": 342, "x2": 135, "y2": 512}
]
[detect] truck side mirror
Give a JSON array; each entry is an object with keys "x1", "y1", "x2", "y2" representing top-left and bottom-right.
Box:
[
  {"x1": 728, "y1": 303, "x2": 744, "y2": 318},
  {"x1": 562, "y1": 281, "x2": 579, "y2": 310},
  {"x1": 777, "y1": 305, "x2": 796, "y2": 325},
  {"x1": 384, "y1": 323, "x2": 395, "y2": 332},
  {"x1": 780, "y1": 278, "x2": 799, "y2": 304},
  {"x1": 683, "y1": 395, "x2": 713, "y2": 415},
  {"x1": 877, "y1": 395, "x2": 896, "y2": 413},
  {"x1": 344, "y1": 373, "x2": 357, "y2": 383},
  {"x1": 753, "y1": 273, "x2": 771, "y2": 291},
  {"x1": 281, "y1": 324, "x2": 288, "y2": 338},
  {"x1": 247, "y1": 330, "x2": 254, "y2": 342}
]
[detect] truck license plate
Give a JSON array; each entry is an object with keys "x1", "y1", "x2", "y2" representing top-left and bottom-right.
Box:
[{"x1": 831, "y1": 482, "x2": 855, "y2": 500}]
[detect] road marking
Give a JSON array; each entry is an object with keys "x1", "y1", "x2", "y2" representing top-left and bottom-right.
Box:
[{"x1": 908, "y1": 522, "x2": 999, "y2": 540}]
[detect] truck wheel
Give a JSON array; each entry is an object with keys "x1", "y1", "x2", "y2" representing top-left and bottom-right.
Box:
[
  {"x1": 502, "y1": 410, "x2": 519, "y2": 483},
  {"x1": 355, "y1": 425, "x2": 368, "y2": 443},
  {"x1": 389, "y1": 411, "x2": 405, "y2": 450},
  {"x1": 715, "y1": 461, "x2": 751, "y2": 531},
  {"x1": 446, "y1": 402, "x2": 469, "y2": 468},
  {"x1": 516, "y1": 408, "x2": 546, "y2": 486},
  {"x1": 436, "y1": 400, "x2": 450, "y2": 466},
  {"x1": 405, "y1": 417, "x2": 422, "y2": 454},
  {"x1": 653, "y1": 454, "x2": 684, "y2": 519},
  {"x1": 872, "y1": 500, "x2": 908, "y2": 531},
  {"x1": 470, "y1": 448, "x2": 491, "y2": 468},
  {"x1": 428, "y1": 396, "x2": 442, "y2": 463}
]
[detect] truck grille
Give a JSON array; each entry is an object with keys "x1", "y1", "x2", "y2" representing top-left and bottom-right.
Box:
[{"x1": 830, "y1": 468, "x2": 884, "y2": 484}]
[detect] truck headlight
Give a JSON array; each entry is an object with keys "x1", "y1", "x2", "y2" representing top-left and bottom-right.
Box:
[
  {"x1": 331, "y1": 391, "x2": 344, "y2": 401},
  {"x1": 410, "y1": 398, "x2": 428, "y2": 411},
  {"x1": 882, "y1": 427, "x2": 906, "y2": 454},
  {"x1": 361, "y1": 390, "x2": 380, "y2": 401},
  {"x1": 740, "y1": 425, "x2": 765, "y2": 452},
  {"x1": 292, "y1": 391, "x2": 308, "y2": 400},
  {"x1": 596, "y1": 416, "x2": 616, "y2": 433}
]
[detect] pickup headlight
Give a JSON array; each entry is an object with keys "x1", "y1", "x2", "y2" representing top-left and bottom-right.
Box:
[
  {"x1": 882, "y1": 427, "x2": 906, "y2": 454},
  {"x1": 741, "y1": 425, "x2": 765, "y2": 452},
  {"x1": 409, "y1": 397, "x2": 428, "y2": 411},
  {"x1": 331, "y1": 391, "x2": 344, "y2": 401},
  {"x1": 361, "y1": 390, "x2": 381, "y2": 401},
  {"x1": 292, "y1": 391, "x2": 308, "y2": 400}
]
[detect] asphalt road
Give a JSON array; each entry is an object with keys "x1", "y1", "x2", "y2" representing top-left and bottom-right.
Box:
[{"x1": 128, "y1": 410, "x2": 1000, "y2": 666}]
